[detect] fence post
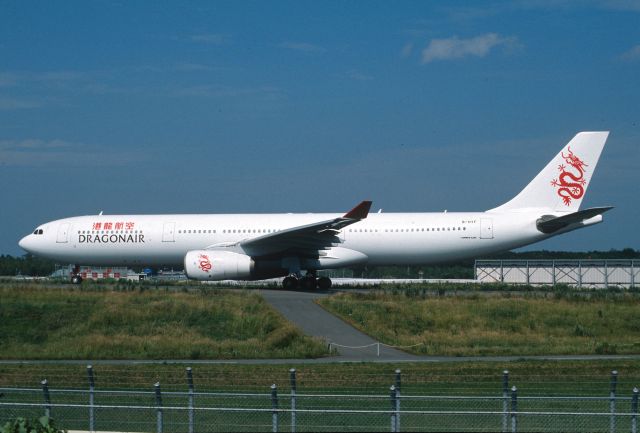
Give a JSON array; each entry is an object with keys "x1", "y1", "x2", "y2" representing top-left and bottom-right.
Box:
[
  {"x1": 87, "y1": 365, "x2": 95, "y2": 432},
  {"x1": 271, "y1": 384, "x2": 279, "y2": 433},
  {"x1": 289, "y1": 369, "x2": 297, "y2": 433},
  {"x1": 578, "y1": 260, "x2": 583, "y2": 288},
  {"x1": 40, "y1": 379, "x2": 51, "y2": 418},
  {"x1": 631, "y1": 387, "x2": 638, "y2": 433},
  {"x1": 395, "y1": 369, "x2": 401, "y2": 432},
  {"x1": 502, "y1": 370, "x2": 509, "y2": 433},
  {"x1": 186, "y1": 367, "x2": 194, "y2": 433},
  {"x1": 154, "y1": 382, "x2": 163, "y2": 433},
  {"x1": 610, "y1": 370, "x2": 618, "y2": 433},
  {"x1": 511, "y1": 386, "x2": 517, "y2": 433},
  {"x1": 389, "y1": 385, "x2": 397, "y2": 433}
]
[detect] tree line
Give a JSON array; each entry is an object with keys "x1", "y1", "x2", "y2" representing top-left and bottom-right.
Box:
[{"x1": 1, "y1": 249, "x2": 638, "y2": 277}]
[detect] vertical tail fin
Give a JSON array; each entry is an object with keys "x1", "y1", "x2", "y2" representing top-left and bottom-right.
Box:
[{"x1": 489, "y1": 131, "x2": 609, "y2": 213}]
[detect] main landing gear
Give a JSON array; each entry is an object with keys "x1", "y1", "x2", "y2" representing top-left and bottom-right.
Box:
[{"x1": 282, "y1": 273, "x2": 332, "y2": 291}]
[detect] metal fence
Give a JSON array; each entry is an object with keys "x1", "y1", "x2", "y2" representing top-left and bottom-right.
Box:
[
  {"x1": 1, "y1": 367, "x2": 639, "y2": 432},
  {"x1": 475, "y1": 260, "x2": 639, "y2": 288}
]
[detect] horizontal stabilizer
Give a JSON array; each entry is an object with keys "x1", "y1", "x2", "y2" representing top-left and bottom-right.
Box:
[{"x1": 536, "y1": 206, "x2": 613, "y2": 234}]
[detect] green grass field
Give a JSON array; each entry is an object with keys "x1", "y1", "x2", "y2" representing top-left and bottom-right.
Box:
[
  {"x1": 3, "y1": 278, "x2": 640, "y2": 432},
  {"x1": 0, "y1": 283, "x2": 327, "y2": 359},
  {"x1": 317, "y1": 288, "x2": 640, "y2": 356},
  {"x1": 1, "y1": 359, "x2": 638, "y2": 395}
]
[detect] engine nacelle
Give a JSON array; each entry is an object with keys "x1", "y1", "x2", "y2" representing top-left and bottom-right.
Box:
[{"x1": 184, "y1": 250, "x2": 254, "y2": 281}]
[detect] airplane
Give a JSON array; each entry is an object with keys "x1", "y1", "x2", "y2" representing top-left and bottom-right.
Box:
[{"x1": 19, "y1": 131, "x2": 612, "y2": 290}]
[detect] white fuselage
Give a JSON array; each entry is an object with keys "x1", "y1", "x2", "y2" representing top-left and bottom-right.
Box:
[{"x1": 18, "y1": 210, "x2": 558, "y2": 268}]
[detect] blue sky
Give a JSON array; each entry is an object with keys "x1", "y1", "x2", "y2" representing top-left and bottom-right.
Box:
[{"x1": 1, "y1": 0, "x2": 639, "y2": 255}]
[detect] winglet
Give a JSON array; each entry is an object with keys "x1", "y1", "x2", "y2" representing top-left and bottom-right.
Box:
[{"x1": 343, "y1": 200, "x2": 372, "y2": 220}]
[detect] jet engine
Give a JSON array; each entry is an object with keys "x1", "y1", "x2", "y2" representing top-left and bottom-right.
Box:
[{"x1": 184, "y1": 250, "x2": 254, "y2": 280}]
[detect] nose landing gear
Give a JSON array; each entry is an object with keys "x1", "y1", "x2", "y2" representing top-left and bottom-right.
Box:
[{"x1": 70, "y1": 265, "x2": 82, "y2": 284}]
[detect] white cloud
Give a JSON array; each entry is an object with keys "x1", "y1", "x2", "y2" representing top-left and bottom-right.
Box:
[
  {"x1": 279, "y1": 42, "x2": 326, "y2": 54},
  {"x1": 346, "y1": 70, "x2": 373, "y2": 81},
  {"x1": 189, "y1": 33, "x2": 229, "y2": 45},
  {"x1": 0, "y1": 139, "x2": 142, "y2": 167},
  {"x1": 0, "y1": 72, "x2": 19, "y2": 87},
  {"x1": 174, "y1": 62, "x2": 220, "y2": 72},
  {"x1": 0, "y1": 97, "x2": 44, "y2": 110},
  {"x1": 0, "y1": 139, "x2": 73, "y2": 150},
  {"x1": 400, "y1": 42, "x2": 414, "y2": 58},
  {"x1": 621, "y1": 44, "x2": 640, "y2": 60},
  {"x1": 597, "y1": 0, "x2": 640, "y2": 12},
  {"x1": 421, "y1": 33, "x2": 519, "y2": 63}
]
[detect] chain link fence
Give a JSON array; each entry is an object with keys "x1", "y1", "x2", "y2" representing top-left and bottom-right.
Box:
[{"x1": 1, "y1": 367, "x2": 639, "y2": 432}]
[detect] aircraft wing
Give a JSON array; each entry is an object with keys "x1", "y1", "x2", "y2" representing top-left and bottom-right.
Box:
[
  {"x1": 237, "y1": 200, "x2": 372, "y2": 257},
  {"x1": 536, "y1": 206, "x2": 613, "y2": 234}
]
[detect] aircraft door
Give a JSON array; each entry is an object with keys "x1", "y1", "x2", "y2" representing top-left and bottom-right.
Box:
[
  {"x1": 56, "y1": 223, "x2": 70, "y2": 243},
  {"x1": 480, "y1": 218, "x2": 494, "y2": 239},
  {"x1": 162, "y1": 222, "x2": 176, "y2": 242}
]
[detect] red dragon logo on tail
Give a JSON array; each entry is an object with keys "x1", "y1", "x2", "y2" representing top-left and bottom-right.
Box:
[
  {"x1": 197, "y1": 254, "x2": 212, "y2": 273},
  {"x1": 550, "y1": 146, "x2": 588, "y2": 206}
]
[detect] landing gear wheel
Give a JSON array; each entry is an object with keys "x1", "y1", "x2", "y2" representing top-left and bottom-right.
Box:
[
  {"x1": 282, "y1": 276, "x2": 299, "y2": 290},
  {"x1": 71, "y1": 275, "x2": 83, "y2": 285},
  {"x1": 300, "y1": 276, "x2": 318, "y2": 291},
  {"x1": 317, "y1": 276, "x2": 332, "y2": 290}
]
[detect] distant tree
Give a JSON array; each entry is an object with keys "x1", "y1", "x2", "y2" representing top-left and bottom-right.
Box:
[
  {"x1": 0, "y1": 254, "x2": 57, "y2": 276},
  {"x1": 1, "y1": 248, "x2": 637, "y2": 278}
]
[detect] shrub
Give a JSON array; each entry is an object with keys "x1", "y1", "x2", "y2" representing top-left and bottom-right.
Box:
[{"x1": 1, "y1": 416, "x2": 66, "y2": 433}]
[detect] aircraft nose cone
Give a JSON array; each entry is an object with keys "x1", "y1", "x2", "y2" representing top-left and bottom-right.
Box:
[{"x1": 19, "y1": 235, "x2": 31, "y2": 252}]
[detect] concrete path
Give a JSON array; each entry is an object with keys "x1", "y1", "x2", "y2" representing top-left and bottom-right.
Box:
[{"x1": 260, "y1": 289, "x2": 421, "y2": 361}]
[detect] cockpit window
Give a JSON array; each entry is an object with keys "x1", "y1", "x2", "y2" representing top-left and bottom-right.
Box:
[{"x1": 33, "y1": 229, "x2": 44, "y2": 235}]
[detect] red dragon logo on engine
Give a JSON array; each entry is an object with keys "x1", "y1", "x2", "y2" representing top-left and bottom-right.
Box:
[
  {"x1": 197, "y1": 254, "x2": 212, "y2": 273},
  {"x1": 550, "y1": 147, "x2": 588, "y2": 206}
]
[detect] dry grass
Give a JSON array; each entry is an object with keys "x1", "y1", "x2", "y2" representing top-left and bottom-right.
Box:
[
  {"x1": 318, "y1": 290, "x2": 640, "y2": 356},
  {"x1": 0, "y1": 285, "x2": 327, "y2": 359}
]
